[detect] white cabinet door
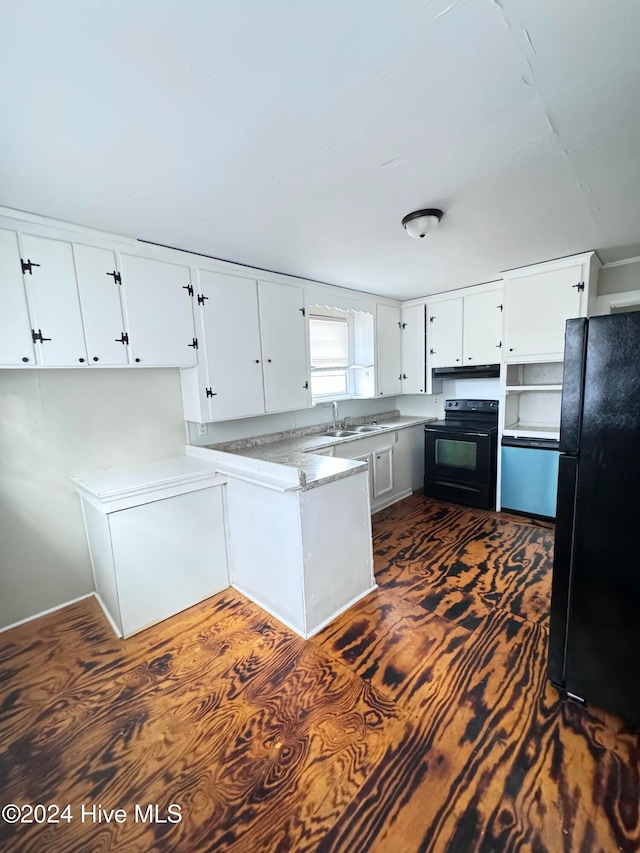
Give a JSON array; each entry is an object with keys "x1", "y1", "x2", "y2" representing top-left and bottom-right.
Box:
[
  {"x1": 199, "y1": 271, "x2": 266, "y2": 420},
  {"x1": 428, "y1": 298, "x2": 463, "y2": 368},
  {"x1": 119, "y1": 253, "x2": 197, "y2": 367},
  {"x1": 505, "y1": 265, "x2": 582, "y2": 360},
  {"x1": 108, "y1": 486, "x2": 228, "y2": 638},
  {"x1": 376, "y1": 304, "x2": 402, "y2": 396},
  {"x1": 73, "y1": 244, "x2": 129, "y2": 366},
  {"x1": 463, "y1": 289, "x2": 503, "y2": 365},
  {"x1": 20, "y1": 234, "x2": 88, "y2": 365},
  {"x1": 0, "y1": 228, "x2": 35, "y2": 366},
  {"x1": 372, "y1": 446, "x2": 394, "y2": 498},
  {"x1": 401, "y1": 304, "x2": 426, "y2": 394},
  {"x1": 258, "y1": 280, "x2": 310, "y2": 413}
]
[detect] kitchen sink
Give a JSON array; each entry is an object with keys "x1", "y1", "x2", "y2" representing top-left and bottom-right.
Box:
[
  {"x1": 324, "y1": 429, "x2": 359, "y2": 437},
  {"x1": 350, "y1": 425, "x2": 384, "y2": 433}
]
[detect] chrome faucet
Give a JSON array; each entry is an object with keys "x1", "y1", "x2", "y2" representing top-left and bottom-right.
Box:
[
  {"x1": 342, "y1": 415, "x2": 351, "y2": 430},
  {"x1": 332, "y1": 401, "x2": 339, "y2": 429}
]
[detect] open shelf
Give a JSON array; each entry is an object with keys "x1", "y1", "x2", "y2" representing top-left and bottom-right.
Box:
[
  {"x1": 503, "y1": 422, "x2": 560, "y2": 440},
  {"x1": 505, "y1": 384, "x2": 563, "y2": 393}
]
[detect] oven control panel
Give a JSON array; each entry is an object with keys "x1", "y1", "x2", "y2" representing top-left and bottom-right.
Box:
[{"x1": 445, "y1": 399, "x2": 498, "y2": 413}]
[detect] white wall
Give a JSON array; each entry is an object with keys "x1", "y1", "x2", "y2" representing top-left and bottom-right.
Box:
[
  {"x1": 598, "y1": 261, "x2": 640, "y2": 295},
  {"x1": 0, "y1": 369, "x2": 186, "y2": 630},
  {"x1": 398, "y1": 377, "x2": 501, "y2": 421},
  {"x1": 187, "y1": 397, "x2": 399, "y2": 445}
]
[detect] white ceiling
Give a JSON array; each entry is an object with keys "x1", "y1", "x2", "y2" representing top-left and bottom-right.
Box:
[{"x1": 1, "y1": 0, "x2": 640, "y2": 299}]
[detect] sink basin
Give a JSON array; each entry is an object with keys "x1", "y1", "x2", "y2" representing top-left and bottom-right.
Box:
[
  {"x1": 350, "y1": 425, "x2": 384, "y2": 433},
  {"x1": 324, "y1": 429, "x2": 359, "y2": 437}
]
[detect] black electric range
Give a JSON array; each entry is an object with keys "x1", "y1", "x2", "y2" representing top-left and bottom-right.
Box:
[{"x1": 423, "y1": 399, "x2": 499, "y2": 509}]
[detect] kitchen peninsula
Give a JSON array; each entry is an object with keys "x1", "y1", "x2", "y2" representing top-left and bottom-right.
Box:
[{"x1": 187, "y1": 412, "x2": 432, "y2": 638}]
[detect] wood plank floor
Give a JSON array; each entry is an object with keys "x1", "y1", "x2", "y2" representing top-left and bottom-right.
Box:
[{"x1": 1, "y1": 493, "x2": 639, "y2": 852}]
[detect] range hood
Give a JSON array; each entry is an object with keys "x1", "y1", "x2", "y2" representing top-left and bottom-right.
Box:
[{"x1": 433, "y1": 364, "x2": 500, "y2": 380}]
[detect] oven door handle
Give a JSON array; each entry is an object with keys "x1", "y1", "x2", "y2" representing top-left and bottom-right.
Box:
[{"x1": 425, "y1": 428, "x2": 491, "y2": 438}]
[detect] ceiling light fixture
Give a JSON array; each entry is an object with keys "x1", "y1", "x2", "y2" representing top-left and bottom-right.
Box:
[{"x1": 401, "y1": 208, "x2": 443, "y2": 239}]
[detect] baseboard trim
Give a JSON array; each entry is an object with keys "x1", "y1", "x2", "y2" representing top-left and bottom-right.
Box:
[
  {"x1": 371, "y1": 488, "x2": 413, "y2": 514},
  {"x1": 231, "y1": 582, "x2": 378, "y2": 641},
  {"x1": 231, "y1": 583, "x2": 306, "y2": 638},
  {"x1": 0, "y1": 593, "x2": 94, "y2": 634},
  {"x1": 304, "y1": 584, "x2": 378, "y2": 639},
  {"x1": 93, "y1": 593, "x2": 123, "y2": 638}
]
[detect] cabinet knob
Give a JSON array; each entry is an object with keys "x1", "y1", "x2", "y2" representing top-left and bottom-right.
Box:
[
  {"x1": 21, "y1": 357, "x2": 29, "y2": 363},
  {"x1": 78, "y1": 357, "x2": 85, "y2": 363},
  {"x1": 93, "y1": 356, "x2": 99, "y2": 362},
  {"x1": 509, "y1": 348, "x2": 514, "y2": 352},
  {"x1": 455, "y1": 358, "x2": 460, "y2": 362},
  {"x1": 402, "y1": 373, "x2": 408, "y2": 379},
  {"x1": 255, "y1": 359, "x2": 260, "y2": 363},
  {"x1": 467, "y1": 357, "x2": 472, "y2": 360},
  {"x1": 430, "y1": 348, "x2": 435, "y2": 355},
  {"x1": 267, "y1": 358, "x2": 272, "y2": 363},
  {"x1": 135, "y1": 358, "x2": 141, "y2": 363}
]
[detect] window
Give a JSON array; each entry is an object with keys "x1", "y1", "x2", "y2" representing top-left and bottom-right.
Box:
[{"x1": 309, "y1": 315, "x2": 349, "y2": 399}]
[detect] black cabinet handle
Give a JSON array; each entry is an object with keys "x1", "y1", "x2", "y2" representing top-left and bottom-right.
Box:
[
  {"x1": 93, "y1": 356, "x2": 99, "y2": 362},
  {"x1": 255, "y1": 359, "x2": 260, "y2": 363},
  {"x1": 267, "y1": 358, "x2": 272, "y2": 363},
  {"x1": 303, "y1": 381, "x2": 309, "y2": 389},
  {"x1": 22, "y1": 357, "x2": 29, "y2": 363},
  {"x1": 430, "y1": 348, "x2": 435, "y2": 355},
  {"x1": 135, "y1": 358, "x2": 141, "y2": 363},
  {"x1": 402, "y1": 373, "x2": 408, "y2": 379},
  {"x1": 79, "y1": 358, "x2": 85, "y2": 363}
]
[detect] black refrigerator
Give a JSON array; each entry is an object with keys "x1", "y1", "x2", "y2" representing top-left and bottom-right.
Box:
[{"x1": 548, "y1": 311, "x2": 640, "y2": 727}]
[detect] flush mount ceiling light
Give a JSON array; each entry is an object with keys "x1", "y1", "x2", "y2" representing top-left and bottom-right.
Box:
[{"x1": 401, "y1": 208, "x2": 443, "y2": 239}]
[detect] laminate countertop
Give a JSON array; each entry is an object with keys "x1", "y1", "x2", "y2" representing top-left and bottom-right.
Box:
[{"x1": 194, "y1": 413, "x2": 437, "y2": 490}]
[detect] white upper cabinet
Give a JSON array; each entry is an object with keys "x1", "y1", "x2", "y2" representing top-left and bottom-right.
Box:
[
  {"x1": 119, "y1": 254, "x2": 197, "y2": 367},
  {"x1": 428, "y1": 297, "x2": 463, "y2": 368},
  {"x1": 463, "y1": 289, "x2": 503, "y2": 365},
  {"x1": 258, "y1": 280, "x2": 310, "y2": 413},
  {"x1": 504, "y1": 253, "x2": 599, "y2": 362},
  {"x1": 20, "y1": 234, "x2": 88, "y2": 366},
  {"x1": 376, "y1": 304, "x2": 402, "y2": 396},
  {"x1": 0, "y1": 228, "x2": 35, "y2": 366},
  {"x1": 198, "y1": 271, "x2": 265, "y2": 420},
  {"x1": 73, "y1": 244, "x2": 129, "y2": 366},
  {"x1": 182, "y1": 273, "x2": 311, "y2": 422},
  {"x1": 401, "y1": 304, "x2": 426, "y2": 394}
]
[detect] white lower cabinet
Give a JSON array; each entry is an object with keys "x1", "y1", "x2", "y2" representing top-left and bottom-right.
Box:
[
  {"x1": 72, "y1": 457, "x2": 229, "y2": 638},
  {"x1": 333, "y1": 429, "x2": 415, "y2": 512},
  {"x1": 372, "y1": 446, "x2": 394, "y2": 498},
  {"x1": 222, "y1": 468, "x2": 374, "y2": 638}
]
